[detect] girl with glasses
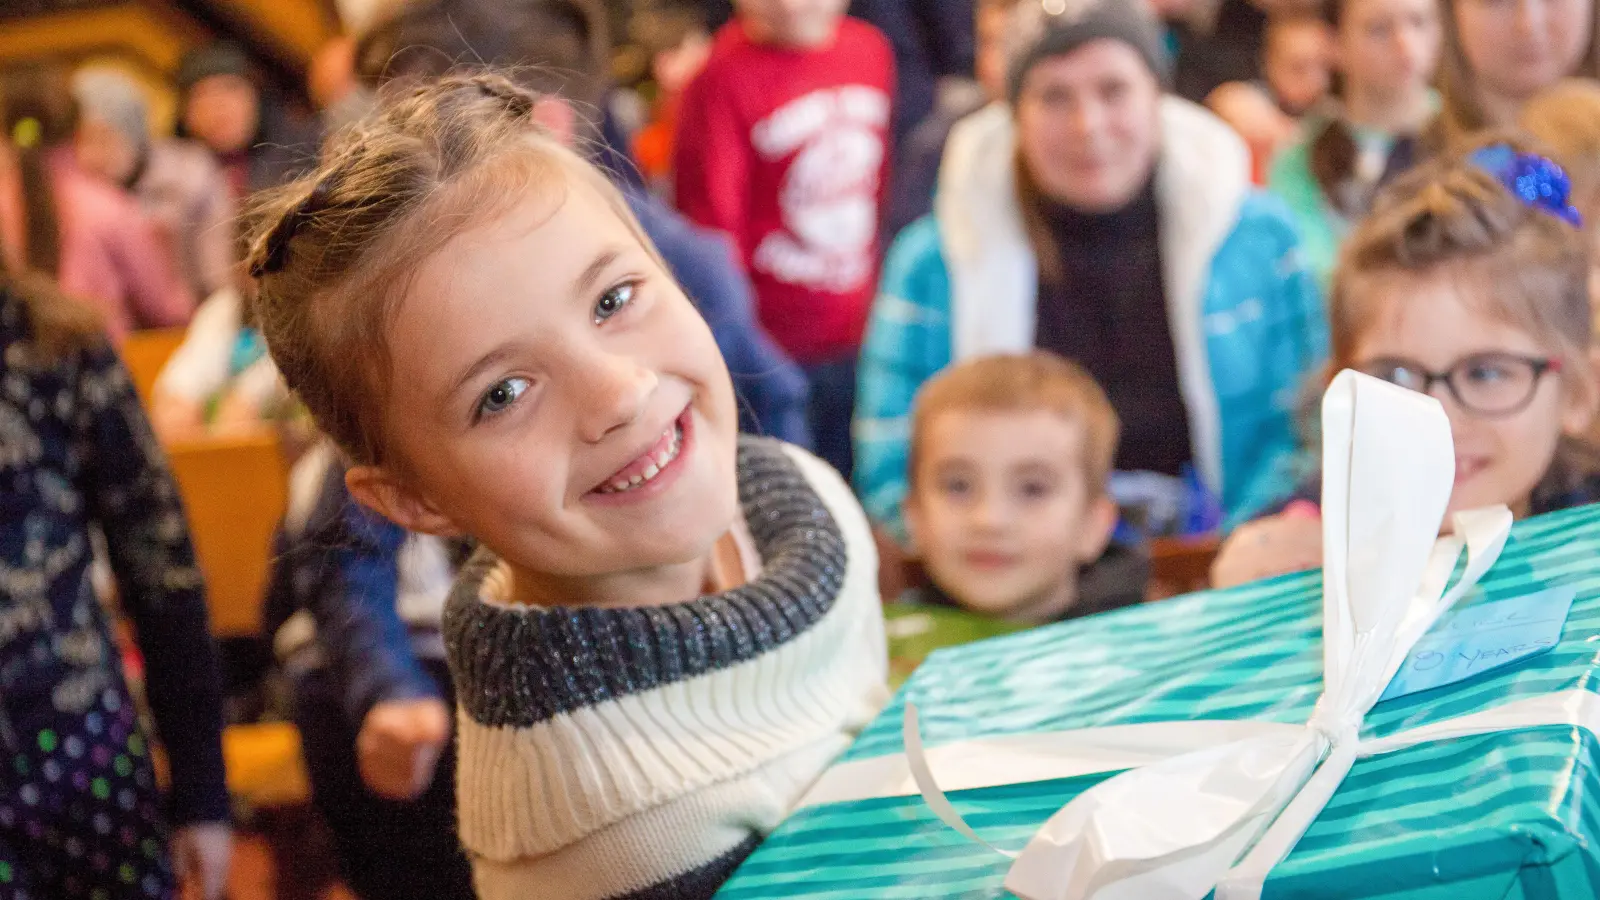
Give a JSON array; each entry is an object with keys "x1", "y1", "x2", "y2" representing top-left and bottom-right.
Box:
[{"x1": 1212, "y1": 137, "x2": 1600, "y2": 588}]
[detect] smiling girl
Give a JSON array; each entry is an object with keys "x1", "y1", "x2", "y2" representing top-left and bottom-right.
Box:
[
  {"x1": 246, "y1": 74, "x2": 888, "y2": 900},
  {"x1": 1213, "y1": 139, "x2": 1600, "y2": 588}
]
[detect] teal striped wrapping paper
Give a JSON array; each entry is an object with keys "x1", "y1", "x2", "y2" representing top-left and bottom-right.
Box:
[{"x1": 717, "y1": 504, "x2": 1600, "y2": 900}]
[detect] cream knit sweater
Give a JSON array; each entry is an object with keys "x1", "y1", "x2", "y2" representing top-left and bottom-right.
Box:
[{"x1": 443, "y1": 438, "x2": 890, "y2": 900}]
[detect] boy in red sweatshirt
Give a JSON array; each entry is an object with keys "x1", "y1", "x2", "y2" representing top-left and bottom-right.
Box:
[{"x1": 674, "y1": 0, "x2": 895, "y2": 480}]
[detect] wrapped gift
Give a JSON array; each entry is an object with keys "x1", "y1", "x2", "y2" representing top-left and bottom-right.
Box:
[
  {"x1": 717, "y1": 372, "x2": 1600, "y2": 900},
  {"x1": 884, "y1": 603, "x2": 1027, "y2": 687}
]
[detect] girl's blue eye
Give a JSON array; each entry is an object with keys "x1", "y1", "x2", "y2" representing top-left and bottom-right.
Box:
[
  {"x1": 477, "y1": 376, "x2": 530, "y2": 419},
  {"x1": 595, "y1": 282, "x2": 636, "y2": 324}
]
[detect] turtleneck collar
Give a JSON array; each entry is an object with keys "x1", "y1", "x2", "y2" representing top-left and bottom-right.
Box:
[{"x1": 1038, "y1": 175, "x2": 1162, "y2": 244}]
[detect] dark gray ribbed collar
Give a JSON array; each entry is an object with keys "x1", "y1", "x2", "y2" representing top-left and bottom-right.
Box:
[{"x1": 445, "y1": 437, "x2": 848, "y2": 728}]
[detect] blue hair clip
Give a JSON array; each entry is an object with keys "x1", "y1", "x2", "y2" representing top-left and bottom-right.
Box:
[{"x1": 1469, "y1": 144, "x2": 1584, "y2": 227}]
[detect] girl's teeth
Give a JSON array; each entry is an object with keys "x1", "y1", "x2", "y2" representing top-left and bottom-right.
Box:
[{"x1": 598, "y1": 422, "x2": 685, "y2": 494}]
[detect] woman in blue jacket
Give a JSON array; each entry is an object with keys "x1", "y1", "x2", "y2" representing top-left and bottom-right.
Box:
[{"x1": 855, "y1": 0, "x2": 1327, "y2": 537}]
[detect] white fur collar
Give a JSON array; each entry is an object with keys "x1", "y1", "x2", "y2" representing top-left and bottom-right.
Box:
[{"x1": 933, "y1": 95, "x2": 1250, "y2": 490}]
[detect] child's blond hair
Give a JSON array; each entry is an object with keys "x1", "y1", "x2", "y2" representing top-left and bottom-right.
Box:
[
  {"x1": 247, "y1": 71, "x2": 666, "y2": 471},
  {"x1": 1330, "y1": 135, "x2": 1593, "y2": 390},
  {"x1": 909, "y1": 352, "x2": 1120, "y2": 495}
]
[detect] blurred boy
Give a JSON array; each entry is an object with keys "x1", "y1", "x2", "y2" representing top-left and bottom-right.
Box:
[
  {"x1": 902, "y1": 353, "x2": 1148, "y2": 625},
  {"x1": 1262, "y1": 13, "x2": 1333, "y2": 116},
  {"x1": 1207, "y1": 14, "x2": 1332, "y2": 182},
  {"x1": 630, "y1": 1, "x2": 713, "y2": 188},
  {"x1": 674, "y1": 0, "x2": 895, "y2": 480}
]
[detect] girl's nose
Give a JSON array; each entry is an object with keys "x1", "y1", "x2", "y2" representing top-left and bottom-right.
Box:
[{"x1": 577, "y1": 354, "x2": 658, "y2": 444}]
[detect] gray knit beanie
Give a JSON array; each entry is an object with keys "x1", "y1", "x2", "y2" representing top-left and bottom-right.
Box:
[
  {"x1": 1005, "y1": 0, "x2": 1171, "y2": 104},
  {"x1": 70, "y1": 68, "x2": 151, "y2": 152}
]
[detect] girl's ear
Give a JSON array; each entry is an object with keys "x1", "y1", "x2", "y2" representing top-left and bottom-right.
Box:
[
  {"x1": 345, "y1": 466, "x2": 462, "y2": 537},
  {"x1": 530, "y1": 97, "x2": 577, "y2": 146},
  {"x1": 1560, "y1": 346, "x2": 1600, "y2": 437}
]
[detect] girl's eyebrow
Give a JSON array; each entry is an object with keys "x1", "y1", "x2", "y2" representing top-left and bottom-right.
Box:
[
  {"x1": 449, "y1": 344, "x2": 520, "y2": 405},
  {"x1": 573, "y1": 247, "x2": 624, "y2": 299}
]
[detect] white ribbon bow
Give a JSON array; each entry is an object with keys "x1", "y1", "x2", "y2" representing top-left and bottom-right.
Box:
[{"x1": 902, "y1": 371, "x2": 1515, "y2": 900}]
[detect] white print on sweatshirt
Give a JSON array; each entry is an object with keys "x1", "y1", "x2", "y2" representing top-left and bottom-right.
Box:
[{"x1": 750, "y1": 85, "x2": 889, "y2": 294}]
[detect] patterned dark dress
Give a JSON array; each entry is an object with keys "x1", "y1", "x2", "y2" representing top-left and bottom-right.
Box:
[{"x1": 0, "y1": 288, "x2": 228, "y2": 900}]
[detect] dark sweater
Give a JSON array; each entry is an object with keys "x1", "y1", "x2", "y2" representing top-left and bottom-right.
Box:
[
  {"x1": 0, "y1": 288, "x2": 228, "y2": 826},
  {"x1": 1033, "y1": 180, "x2": 1194, "y2": 477},
  {"x1": 442, "y1": 438, "x2": 886, "y2": 900}
]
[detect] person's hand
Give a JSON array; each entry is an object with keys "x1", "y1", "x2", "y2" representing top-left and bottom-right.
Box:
[
  {"x1": 1206, "y1": 82, "x2": 1298, "y2": 160},
  {"x1": 357, "y1": 697, "x2": 452, "y2": 800},
  {"x1": 1210, "y1": 506, "x2": 1323, "y2": 589},
  {"x1": 149, "y1": 394, "x2": 206, "y2": 442},
  {"x1": 172, "y1": 821, "x2": 232, "y2": 900},
  {"x1": 210, "y1": 388, "x2": 263, "y2": 433}
]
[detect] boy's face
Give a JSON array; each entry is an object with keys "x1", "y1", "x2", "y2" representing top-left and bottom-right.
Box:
[
  {"x1": 736, "y1": 0, "x2": 850, "y2": 48},
  {"x1": 907, "y1": 408, "x2": 1117, "y2": 622},
  {"x1": 1264, "y1": 20, "x2": 1333, "y2": 115},
  {"x1": 976, "y1": 3, "x2": 1015, "y2": 101},
  {"x1": 362, "y1": 174, "x2": 741, "y2": 582},
  {"x1": 183, "y1": 73, "x2": 260, "y2": 156},
  {"x1": 75, "y1": 117, "x2": 139, "y2": 185}
]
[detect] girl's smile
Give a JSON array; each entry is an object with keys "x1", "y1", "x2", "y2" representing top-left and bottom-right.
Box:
[
  {"x1": 1352, "y1": 266, "x2": 1592, "y2": 516},
  {"x1": 589, "y1": 406, "x2": 692, "y2": 502},
  {"x1": 354, "y1": 171, "x2": 743, "y2": 600}
]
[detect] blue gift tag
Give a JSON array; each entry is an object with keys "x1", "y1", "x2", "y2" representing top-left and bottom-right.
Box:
[{"x1": 1380, "y1": 585, "x2": 1578, "y2": 702}]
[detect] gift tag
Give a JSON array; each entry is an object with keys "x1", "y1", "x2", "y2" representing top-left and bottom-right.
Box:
[{"x1": 1379, "y1": 586, "x2": 1578, "y2": 702}]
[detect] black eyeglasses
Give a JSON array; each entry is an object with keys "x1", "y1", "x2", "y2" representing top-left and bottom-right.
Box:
[{"x1": 1358, "y1": 353, "x2": 1562, "y2": 417}]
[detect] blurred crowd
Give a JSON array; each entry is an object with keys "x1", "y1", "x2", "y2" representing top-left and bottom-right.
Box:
[{"x1": 5, "y1": 0, "x2": 1600, "y2": 897}]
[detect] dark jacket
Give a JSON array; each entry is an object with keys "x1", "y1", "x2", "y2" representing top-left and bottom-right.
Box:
[
  {"x1": 885, "y1": 94, "x2": 986, "y2": 242},
  {"x1": 263, "y1": 457, "x2": 445, "y2": 727},
  {"x1": 1170, "y1": 2, "x2": 1267, "y2": 106},
  {"x1": 0, "y1": 287, "x2": 228, "y2": 826},
  {"x1": 850, "y1": 0, "x2": 976, "y2": 143}
]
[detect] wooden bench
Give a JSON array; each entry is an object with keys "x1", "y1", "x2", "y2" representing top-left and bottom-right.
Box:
[
  {"x1": 162, "y1": 429, "x2": 313, "y2": 809},
  {"x1": 1148, "y1": 534, "x2": 1221, "y2": 600},
  {"x1": 163, "y1": 428, "x2": 288, "y2": 639},
  {"x1": 120, "y1": 326, "x2": 186, "y2": 411}
]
